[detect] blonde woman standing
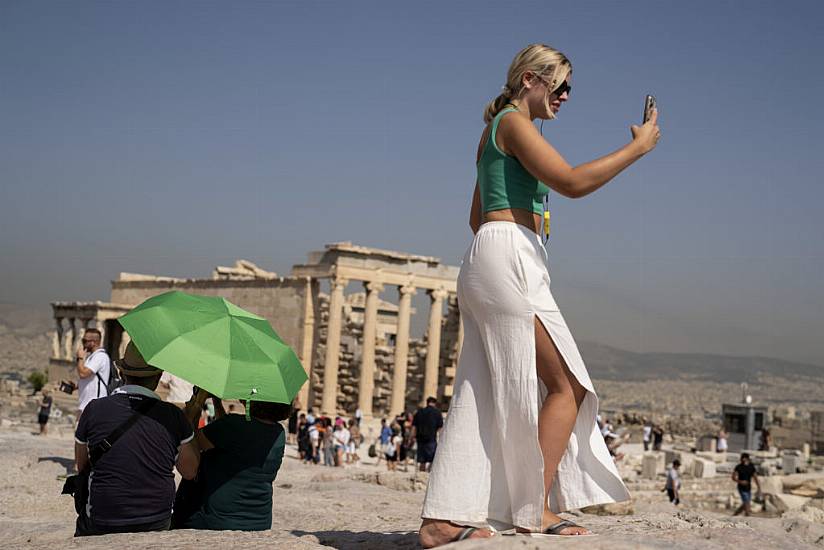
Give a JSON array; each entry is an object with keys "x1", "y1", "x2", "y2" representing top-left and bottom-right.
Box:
[{"x1": 419, "y1": 44, "x2": 660, "y2": 547}]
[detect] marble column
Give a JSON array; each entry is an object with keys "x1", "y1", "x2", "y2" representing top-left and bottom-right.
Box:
[
  {"x1": 390, "y1": 284, "x2": 415, "y2": 416},
  {"x1": 65, "y1": 318, "x2": 77, "y2": 359},
  {"x1": 422, "y1": 288, "x2": 448, "y2": 404},
  {"x1": 357, "y1": 281, "x2": 383, "y2": 418},
  {"x1": 53, "y1": 318, "x2": 64, "y2": 359},
  {"x1": 93, "y1": 319, "x2": 106, "y2": 351},
  {"x1": 321, "y1": 277, "x2": 347, "y2": 415},
  {"x1": 298, "y1": 277, "x2": 315, "y2": 412}
]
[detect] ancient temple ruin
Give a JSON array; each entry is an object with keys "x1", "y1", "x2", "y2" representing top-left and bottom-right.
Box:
[{"x1": 48, "y1": 243, "x2": 461, "y2": 418}]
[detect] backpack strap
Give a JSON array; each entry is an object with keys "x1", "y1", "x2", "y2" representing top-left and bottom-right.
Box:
[{"x1": 88, "y1": 397, "x2": 157, "y2": 465}]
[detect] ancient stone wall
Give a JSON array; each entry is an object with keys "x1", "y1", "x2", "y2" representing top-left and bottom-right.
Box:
[
  {"x1": 310, "y1": 293, "x2": 459, "y2": 417},
  {"x1": 110, "y1": 277, "x2": 313, "y2": 354}
]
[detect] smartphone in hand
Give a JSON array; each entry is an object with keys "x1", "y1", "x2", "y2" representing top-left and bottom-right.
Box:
[{"x1": 643, "y1": 94, "x2": 657, "y2": 123}]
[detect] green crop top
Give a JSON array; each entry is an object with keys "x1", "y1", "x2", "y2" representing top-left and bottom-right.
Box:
[{"x1": 477, "y1": 107, "x2": 550, "y2": 215}]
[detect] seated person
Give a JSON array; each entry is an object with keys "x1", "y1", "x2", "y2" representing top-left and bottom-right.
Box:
[
  {"x1": 173, "y1": 394, "x2": 289, "y2": 531},
  {"x1": 73, "y1": 342, "x2": 199, "y2": 536}
]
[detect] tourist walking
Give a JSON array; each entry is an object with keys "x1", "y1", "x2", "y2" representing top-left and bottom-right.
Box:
[
  {"x1": 664, "y1": 460, "x2": 681, "y2": 505},
  {"x1": 717, "y1": 429, "x2": 728, "y2": 453},
  {"x1": 322, "y1": 418, "x2": 336, "y2": 467},
  {"x1": 412, "y1": 397, "x2": 444, "y2": 472},
  {"x1": 37, "y1": 388, "x2": 52, "y2": 435},
  {"x1": 287, "y1": 398, "x2": 300, "y2": 445},
  {"x1": 333, "y1": 422, "x2": 350, "y2": 466},
  {"x1": 383, "y1": 423, "x2": 402, "y2": 471},
  {"x1": 419, "y1": 43, "x2": 658, "y2": 546},
  {"x1": 732, "y1": 453, "x2": 761, "y2": 517},
  {"x1": 652, "y1": 424, "x2": 664, "y2": 451},
  {"x1": 347, "y1": 417, "x2": 361, "y2": 464},
  {"x1": 642, "y1": 420, "x2": 652, "y2": 451},
  {"x1": 376, "y1": 418, "x2": 392, "y2": 466}
]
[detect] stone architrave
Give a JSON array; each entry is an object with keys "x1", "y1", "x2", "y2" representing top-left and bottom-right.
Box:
[
  {"x1": 298, "y1": 277, "x2": 315, "y2": 410},
  {"x1": 422, "y1": 288, "x2": 448, "y2": 404},
  {"x1": 321, "y1": 277, "x2": 348, "y2": 415},
  {"x1": 357, "y1": 280, "x2": 383, "y2": 418},
  {"x1": 390, "y1": 284, "x2": 415, "y2": 416}
]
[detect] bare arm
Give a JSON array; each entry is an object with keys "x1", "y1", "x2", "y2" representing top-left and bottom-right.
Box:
[
  {"x1": 176, "y1": 441, "x2": 200, "y2": 480},
  {"x1": 76, "y1": 357, "x2": 93, "y2": 379},
  {"x1": 503, "y1": 109, "x2": 659, "y2": 199},
  {"x1": 75, "y1": 442, "x2": 89, "y2": 472}
]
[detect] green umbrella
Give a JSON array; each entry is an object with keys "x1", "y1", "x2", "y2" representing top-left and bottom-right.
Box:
[{"x1": 117, "y1": 290, "x2": 307, "y2": 405}]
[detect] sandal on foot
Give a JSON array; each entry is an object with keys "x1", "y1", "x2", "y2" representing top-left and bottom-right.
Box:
[
  {"x1": 543, "y1": 519, "x2": 594, "y2": 536},
  {"x1": 517, "y1": 519, "x2": 594, "y2": 537},
  {"x1": 454, "y1": 527, "x2": 476, "y2": 541},
  {"x1": 453, "y1": 526, "x2": 485, "y2": 541}
]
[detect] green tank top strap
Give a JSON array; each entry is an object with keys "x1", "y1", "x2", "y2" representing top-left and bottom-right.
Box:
[{"x1": 489, "y1": 107, "x2": 517, "y2": 153}]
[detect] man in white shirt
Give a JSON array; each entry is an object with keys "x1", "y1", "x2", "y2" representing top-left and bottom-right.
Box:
[
  {"x1": 643, "y1": 421, "x2": 653, "y2": 451},
  {"x1": 75, "y1": 328, "x2": 111, "y2": 414}
]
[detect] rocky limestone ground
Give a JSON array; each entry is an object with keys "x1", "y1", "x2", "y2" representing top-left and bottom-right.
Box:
[{"x1": 1, "y1": 426, "x2": 823, "y2": 550}]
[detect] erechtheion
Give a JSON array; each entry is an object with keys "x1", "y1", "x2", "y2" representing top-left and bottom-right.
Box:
[{"x1": 49, "y1": 242, "x2": 461, "y2": 418}]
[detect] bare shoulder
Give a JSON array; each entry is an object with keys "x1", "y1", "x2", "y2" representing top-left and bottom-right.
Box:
[{"x1": 496, "y1": 111, "x2": 542, "y2": 155}]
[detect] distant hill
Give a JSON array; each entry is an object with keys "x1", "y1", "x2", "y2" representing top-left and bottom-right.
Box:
[
  {"x1": 0, "y1": 303, "x2": 53, "y2": 337},
  {"x1": 0, "y1": 302, "x2": 821, "y2": 385},
  {"x1": 578, "y1": 341, "x2": 823, "y2": 384}
]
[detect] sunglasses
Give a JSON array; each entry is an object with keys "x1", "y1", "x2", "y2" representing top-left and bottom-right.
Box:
[{"x1": 549, "y1": 79, "x2": 571, "y2": 97}]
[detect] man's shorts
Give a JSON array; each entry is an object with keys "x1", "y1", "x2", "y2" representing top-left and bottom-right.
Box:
[
  {"x1": 37, "y1": 412, "x2": 49, "y2": 425},
  {"x1": 416, "y1": 439, "x2": 437, "y2": 464},
  {"x1": 738, "y1": 486, "x2": 752, "y2": 504}
]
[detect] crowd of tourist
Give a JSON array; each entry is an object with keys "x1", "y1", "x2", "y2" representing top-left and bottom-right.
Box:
[{"x1": 293, "y1": 396, "x2": 444, "y2": 473}]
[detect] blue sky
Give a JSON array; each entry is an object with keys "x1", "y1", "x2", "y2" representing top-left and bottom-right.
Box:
[{"x1": 1, "y1": 1, "x2": 822, "y2": 365}]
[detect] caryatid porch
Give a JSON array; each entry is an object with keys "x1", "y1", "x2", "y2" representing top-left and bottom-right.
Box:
[{"x1": 292, "y1": 242, "x2": 460, "y2": 418}]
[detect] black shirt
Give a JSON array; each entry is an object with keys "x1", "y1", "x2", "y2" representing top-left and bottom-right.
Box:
[
  {"x1": 39, "y1": 395, "x2": 53, "y2": 415},
  {"x1": 412, "y1": 406, "x2": 444, "y2": 442},
  {"x1": 181, "y1": 415, "x2": 285, "y2": 531},
  {"x1": 75, "y1": 386, "x2": 193, "y2": 526},
  {"x1": 734, "y1": 463, "x2": 757, "y2": 487}
]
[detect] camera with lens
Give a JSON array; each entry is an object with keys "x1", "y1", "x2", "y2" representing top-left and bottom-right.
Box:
[{"x1": 59, "y1": 380, "x2": 77, "y2": 394}]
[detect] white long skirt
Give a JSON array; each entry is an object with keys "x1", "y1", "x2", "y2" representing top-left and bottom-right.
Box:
[{"x1": 421, "y1": 221, "x2": 630, "y2": 531}]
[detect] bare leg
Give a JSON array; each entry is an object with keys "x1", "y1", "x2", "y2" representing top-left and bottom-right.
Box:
[{"x1": 529, "y1": 317, "x2": 590, "y2": 535}]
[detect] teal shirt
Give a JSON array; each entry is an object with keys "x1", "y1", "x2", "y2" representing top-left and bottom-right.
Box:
[
  {"x1": 183, "y1": 415, "x2": 285, "y2": 531},
  {"x1": 478, "y1": 107, "x2": 550, "y2": 214}
]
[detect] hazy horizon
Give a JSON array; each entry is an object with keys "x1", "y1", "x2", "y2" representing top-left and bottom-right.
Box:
[{"x1": 1, "y1": 1, "x2": 822, "y2": 366}]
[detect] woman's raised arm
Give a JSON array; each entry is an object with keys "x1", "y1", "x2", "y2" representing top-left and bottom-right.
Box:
[{"x1": 503, "y1": 109, "x2": 659, "y2": 198}]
